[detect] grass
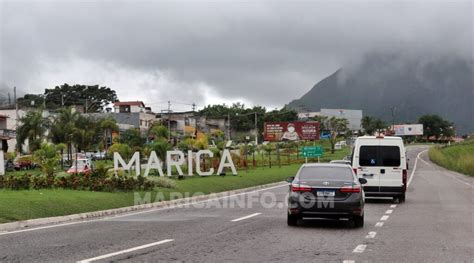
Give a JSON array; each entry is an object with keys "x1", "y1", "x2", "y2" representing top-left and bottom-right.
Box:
[
  {"x1": 0, "y1": 144, "x2": 350, "y2": 223},
  {"x1": 428, "y1": 139, "x2": 474, "y2": 177}
]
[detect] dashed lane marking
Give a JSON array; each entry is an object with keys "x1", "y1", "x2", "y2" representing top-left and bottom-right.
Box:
[
  {"x1": 375, "y1": 222, "x2": 384, "y2": 227},
  {"x1": 365, "y1": 232, "x2": 377, "y2": 239},
  {"x1": 385, "y1": 209, "x2": 393, "y2": 214},
  {"x1": 77, "y1": 239, "x2": 174, "y2": 263},
  {"x1": 352, "y1": 244, "x2": 367, "y2": 253},
  {"x1": 231, "y1": 213, "x2": 262, "y2": 222},
  {"x1": 380, "y1": 215, "x2": 389, "y2": 221}
]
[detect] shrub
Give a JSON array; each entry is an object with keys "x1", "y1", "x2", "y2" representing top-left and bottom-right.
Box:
[
  {"x1": 4, "y1": 174, "x2": 31, "y2": 190},
  {"x1": 0, "y1": 172, "x2": 156, "y2": 191},
  {"x1": 31, "y1": 175, "x2": 50, "y2": 189},
  {"x1": 155, "y1": 177, "x2": 177, "y2": 189}
]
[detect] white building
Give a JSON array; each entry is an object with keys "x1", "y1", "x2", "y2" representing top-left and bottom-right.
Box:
[{"x1": 0, "y1": 108, "x2": 26, "y2": 152}]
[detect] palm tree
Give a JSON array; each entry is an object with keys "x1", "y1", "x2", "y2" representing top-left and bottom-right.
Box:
[
  {"x1": 99, "y1": 117, "x2": 118, "y2": 159},
  {"x1": 49, "y1": 107, "x2": 79, "y2": 162},
  {"x1": 17, "y1": 109, "x2": 48, "y2": 153}
]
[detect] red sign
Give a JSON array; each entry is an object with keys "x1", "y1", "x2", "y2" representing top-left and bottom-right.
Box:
[{"x1": 264, "y1": 122, "x2": 320, "y2": 141}]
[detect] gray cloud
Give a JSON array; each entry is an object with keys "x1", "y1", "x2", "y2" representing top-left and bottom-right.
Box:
[{"x1": 0, "y1": 0, "x2": 471, "y2": 110}]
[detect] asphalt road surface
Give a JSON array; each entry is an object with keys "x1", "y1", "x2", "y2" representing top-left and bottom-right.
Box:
[{"x1": 0, "y1": 145, "x2": 472, "y2": 262}]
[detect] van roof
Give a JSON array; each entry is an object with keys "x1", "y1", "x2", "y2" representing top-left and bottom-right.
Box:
[{"x1": 357, "y1": 136, "x2": 403, "y2": 140}]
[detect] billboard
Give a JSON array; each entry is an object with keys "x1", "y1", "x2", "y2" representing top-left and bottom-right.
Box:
[
  {"x1": 393, "y1": 124, "x2": 423, "y2": 136},
  {"x1": 264, "y1": 122, "x2": 319, "y2": 141}
]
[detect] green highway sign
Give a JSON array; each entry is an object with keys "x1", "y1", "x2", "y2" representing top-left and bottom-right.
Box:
[{"x1": 300, "y1": 146, "x2": 324, "y2": 157}]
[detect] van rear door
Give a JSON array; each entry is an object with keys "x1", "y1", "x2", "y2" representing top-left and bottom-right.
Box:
[
  {"x1": 357, "y1": 140, "x2": 381, "y2": 192},
  {"x1": 378, "y1": 145, "x2": 404, "y2": 189}
]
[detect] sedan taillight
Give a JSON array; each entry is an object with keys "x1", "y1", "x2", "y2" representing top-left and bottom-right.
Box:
[
  {"x1": 340, "y1": 186, "x2": 361, "y2": 193},
  {"x1": 291, "y1": 184, "x2": 312, "y2": 192}
]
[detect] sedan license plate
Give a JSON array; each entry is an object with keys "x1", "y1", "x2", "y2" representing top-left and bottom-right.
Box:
[{"x1": 317, "y1": 191, "x2": 335, "y2": 197}]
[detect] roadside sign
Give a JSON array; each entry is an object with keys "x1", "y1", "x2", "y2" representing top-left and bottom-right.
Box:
[{"x1": 299, "y1": 146, "x2": 324, "y2": 157}]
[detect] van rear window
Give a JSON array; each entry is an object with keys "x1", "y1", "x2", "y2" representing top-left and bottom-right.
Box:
[{"x1": 359, "y1": 146, "x2": 401, "y2": 167}]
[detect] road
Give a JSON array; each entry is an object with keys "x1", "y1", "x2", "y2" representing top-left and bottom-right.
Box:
[{"x1": 0, "y1": 146, "x2": 472, "y2": 262}]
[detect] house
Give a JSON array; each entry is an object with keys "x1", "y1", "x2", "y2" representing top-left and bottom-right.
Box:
[
  {"x1": 0, "y1": 114, "x2": 16, "y2": 152},
  {"x1": 0, "y1": 107, "x2": 26, "y2": 152},
  {"x1": 89, "y1": 101, "x2": 157, "y2": 134},
  {"x1": 158, "y1": 111, "x2": 227, "y2": 137}
]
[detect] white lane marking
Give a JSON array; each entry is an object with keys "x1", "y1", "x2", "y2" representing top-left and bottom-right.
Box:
[
  {"x1": 365, "y1": 231, "x2": 377, "y2": 239},
  {"x1": 385, "y1": 209, "x2": 393, "y2": 214},
  {"x1": 375, "y1": 222, "x2": 384, "y2": 227},
  {"x1": 352, "y1": 244, "x2": 367, "y2": 253},
  {"x1": 77, "y1": 239, "x2": 173, "y2": 263},
  {"x1": 343, "y1": 260, "x2": 355, "y2": 263},
  {"x1": 418, "y1": 151, "x2": 471, "y2": 186},
  {"x1": 407, "y1": 149, "x2": 427, "y2": 187},
  {"x1": 0, "y1": 183, "x2": 288, "y2": 236},
  {"x1": 231, "y1": 213, "x2": 261, "y2": 222},
  {"x1": 418, "y1": 157, "x2": 432, "y2": 167},
  {"x1": 380, "y1": 215, "x2": 389, "y2": 221},
  {"x1": 390, "y1": 204, "x2": 397, "y2": 208}
]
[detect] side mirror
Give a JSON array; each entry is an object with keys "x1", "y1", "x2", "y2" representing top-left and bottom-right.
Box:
[
  {"x1": 358, "y1": 178, "x2": 367, "y2": 185},
  {"x1": 286, "y1": 176, "x2": 295, "y2": 183}
]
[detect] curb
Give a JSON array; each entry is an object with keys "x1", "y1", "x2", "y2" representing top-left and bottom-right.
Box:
[{"x1": 0, "y1": 181, "x2": 288, "y2": 232}]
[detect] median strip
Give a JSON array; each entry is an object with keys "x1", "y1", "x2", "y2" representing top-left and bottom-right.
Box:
[
  {"x1": 231, "y1": 213, "x2": 262, "y2": 222},
  {"x1": 77, "y1": 239, "x2": 174, "y2": 263}
]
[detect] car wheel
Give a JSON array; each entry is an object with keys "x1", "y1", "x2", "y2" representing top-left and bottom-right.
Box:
[
  {"x1": 354, "y1": 214, "x2": 364, "y2": 228},
  {"x1": 287, "y1": 213, "x2": 299, "y2": 226}
]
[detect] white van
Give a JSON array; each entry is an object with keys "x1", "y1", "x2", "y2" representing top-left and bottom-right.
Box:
[{"x1": 351, "y1": 136, "x2": 407, "y2": 202}]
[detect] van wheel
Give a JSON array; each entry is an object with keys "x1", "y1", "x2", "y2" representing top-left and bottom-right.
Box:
[
  {"x1": 354, "y1": 214, "x2": 364, "y2": 228},
  {"x1": 398, "y1": 194, "x2": 406, "y2": 203},
  {"x1": 287, "y1": 213, "x2": 299, "y2": 226}
]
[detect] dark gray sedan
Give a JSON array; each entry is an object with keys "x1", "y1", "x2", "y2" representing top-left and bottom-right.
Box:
[{"x1": 287, "y1": 163, "x2": 367, "y2": 227}]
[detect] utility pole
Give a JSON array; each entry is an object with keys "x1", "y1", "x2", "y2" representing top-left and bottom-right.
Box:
[
  {"x1": 167, "y1": 101, "x2": 171, "y2": 142},
  {"x1": 227, "y1": 113, "x2": 231, "y2": 140},
  {"x1": 254, "y1": 112, "x2": 258, "y2": 145},
  {"x1": 192, "y1": 102, "x2": 197, "y2": 138},
  {"x1": 14, "y1": 86, "x2": 18, "y2": 127},
  {"x1": 85, "y1": 99, "x2": 88, "y2": 114},
  {"x1": 61, "y1": 94, "x2": 65, "y2": 106},
  {"x1": 390, "y1": 106, "x2": 396, "y2": 132}
]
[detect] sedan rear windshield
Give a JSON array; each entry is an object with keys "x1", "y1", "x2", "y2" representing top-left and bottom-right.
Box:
[
  {"x1": 298, "y1": 167, "x2": 354, "y2": 181},
  {"x1": 359, "y1": 146, "x2": 401, "y2": 167}
]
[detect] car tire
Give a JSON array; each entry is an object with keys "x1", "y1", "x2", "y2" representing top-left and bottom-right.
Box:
[
  {"x1": 287, "y1": 213, "x2": 299, "y2": 226},
  {"x1": 398, "y1": 194, "x2": 406, "y2": 203},
  {"x1": 354, "y1": 214, "x2": 364, "y2": 228}
]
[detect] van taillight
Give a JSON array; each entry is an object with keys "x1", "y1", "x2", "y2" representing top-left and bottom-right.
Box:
[
  {"x1": 340, "y1": 186, "x2": 361, "y2": 193},
  {"x1": 402, "y1": 169, "x2": 407, "y2": 190},
  {"x1": 291, "y1": 185, "x2": 312, "y2": 192}
]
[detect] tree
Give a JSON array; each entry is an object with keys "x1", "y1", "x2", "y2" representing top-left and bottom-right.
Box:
[
  {"x1": 33, "y1": 143, "x2": 60, "y2": 178},
  {"x1": 361, "y1": 116, "x2": 388, "y2": 135},
  {"x1": 149, "y1": 124, "x2": 169, "y2": 141},
  {"x1": 16, "y1": 109, "x2": 48, "y2": 152},
  {"x1": 99, "y1": 117, "x2": 118, "y2": 157},
  {"x1": 322, "y1": 117, "x2": 349, "y2": 154},
  {"x1": 73, "y1": 115, "x2": 101, "y2": 153},
  {"x1": 148, "y1": 139, "x2": 171, "y2": 173},
  {"x1": 49, "y1": 107, "x2": 79, "y2": 162},
  {"x1": 418, "y1": 114, "x2": 455, "y2": 139},
  {"x1": 107, "y1": 143, "x2": 132, "y2": 161},
  {"x1": 119, "y1": 128, "x2": 146, "y2": 148},
  {"x1": 19, "y1": 84, "x2": 118, "y2": 111}
]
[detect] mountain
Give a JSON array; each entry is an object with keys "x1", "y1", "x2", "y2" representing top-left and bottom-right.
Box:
[{"x1": 288, "y1": 53, "x2": 474, "y2": 135}]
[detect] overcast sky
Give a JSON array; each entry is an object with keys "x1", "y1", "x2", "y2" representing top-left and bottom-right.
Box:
[{"x1": 0, "y1": 0, "x2": 472, "y2": 112}]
